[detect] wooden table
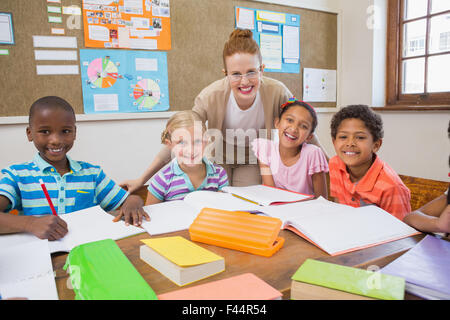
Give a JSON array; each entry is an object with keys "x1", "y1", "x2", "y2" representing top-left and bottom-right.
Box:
[{"x1": 51, "y1": 229, "x2": 424, "y2": 300}]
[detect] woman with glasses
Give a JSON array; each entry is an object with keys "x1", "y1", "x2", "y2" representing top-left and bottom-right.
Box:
[{"x1": 121, "y1": 29, "x2": 327, "y2": 190}]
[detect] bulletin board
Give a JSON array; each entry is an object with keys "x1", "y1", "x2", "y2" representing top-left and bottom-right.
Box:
[
  {"x1": 0, "y1": 0, "x2": 337, "y2": 117},
  {"x1": 81, "y1": 0, "x2": 171, "y2": 50},
  {"x1": 235, "y1": 6, "x2": 300, "y2": 73}
]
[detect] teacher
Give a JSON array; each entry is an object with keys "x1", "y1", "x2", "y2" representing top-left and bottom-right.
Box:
[{"x1": 121, "y1": 29, "x2": 327, "y2": 191}]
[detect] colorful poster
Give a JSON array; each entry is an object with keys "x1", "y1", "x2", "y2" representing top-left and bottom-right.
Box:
[
  {"x1": 82, "y1": 0, "x2": 171, "y2": 50},
  {"x1": 80, "y1": 49, "x2": 170, "y2": 113}
]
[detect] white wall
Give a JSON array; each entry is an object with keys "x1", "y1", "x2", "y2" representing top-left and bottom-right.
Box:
[
  {"x1": 0, "y1": 116, "x2": 169, "y2": 184},
  {"x1": 336, "y1": 0, "x2": 449, "y2": 181},
  {"x1": 0, "y1": 0, "x2": 448, "y2": 183}
]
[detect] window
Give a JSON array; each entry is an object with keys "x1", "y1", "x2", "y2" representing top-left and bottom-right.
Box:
[{"x1": 386, "y1": 0, "x2": 450, "y2": 109}]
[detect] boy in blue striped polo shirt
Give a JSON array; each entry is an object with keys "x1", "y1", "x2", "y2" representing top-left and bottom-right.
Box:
[{"x1": 0, "y1": 96, "x2": 149, "y2": 240}]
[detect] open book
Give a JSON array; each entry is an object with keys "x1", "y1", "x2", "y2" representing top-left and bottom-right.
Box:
[
  {"x1": 222, "y1": 185, "x2": 313, "y2": 206},
  {"x1": 257, "y1": 197, "x2": 420, "y2": 256},
  {"x1": 0, "y1": 206, "x2": 145, "y2": 254},
  {"x1": 141, "y1": 190, "x2": 262, "y2": 236}
]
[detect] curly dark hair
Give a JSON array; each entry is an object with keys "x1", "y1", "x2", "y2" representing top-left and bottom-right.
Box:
[{"x1": 330, "y1": 104, "x2": 383, "y2": 141}]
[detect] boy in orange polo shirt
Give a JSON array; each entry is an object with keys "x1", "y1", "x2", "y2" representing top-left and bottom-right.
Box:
[{"x1": 328, "y1": 105, "x2": 411, "y2": 220}]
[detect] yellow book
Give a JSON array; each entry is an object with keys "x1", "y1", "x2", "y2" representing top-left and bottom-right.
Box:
[{"x1": 140, "y1": 236, "x2": 225, "y2": 286}]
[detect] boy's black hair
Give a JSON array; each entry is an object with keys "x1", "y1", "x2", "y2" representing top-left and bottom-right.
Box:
[
  {"x1": 330, "y1": 104, "x2": 384, "y2": 141},
  {"x1": 29, "y1": 96, "x2": 75, "y2": 126},
  {"x1": 279, "y1": 100, "x2": 318, "y2": 133}
]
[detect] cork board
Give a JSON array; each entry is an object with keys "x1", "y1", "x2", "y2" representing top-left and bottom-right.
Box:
[{"x1": 0, "y1": 0, "x2": 337, "y2": 117}]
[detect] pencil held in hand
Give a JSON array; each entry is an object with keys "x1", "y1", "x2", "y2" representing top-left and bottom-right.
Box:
[{"x1": 39, "y1": 179, "x2": 57, "y2": 216}]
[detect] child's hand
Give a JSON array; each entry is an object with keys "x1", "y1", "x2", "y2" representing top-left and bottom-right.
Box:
[
  {"x1": 436, "y1": 205, "x2": 450, "y2": 234},
  {"x1": 119, "y1": 179, "x2": 143, "y2": 194},
  {"x1": 113, "y1": 195, "x2": 150, "y2": 227},
  {"x1": 25, "y1": 215, "x2": 68, "y2": 241}
]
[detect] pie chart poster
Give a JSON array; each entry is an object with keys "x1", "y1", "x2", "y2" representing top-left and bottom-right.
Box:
[{"x1": 80, "y1": 49, "x2": 170, "y2": 114}]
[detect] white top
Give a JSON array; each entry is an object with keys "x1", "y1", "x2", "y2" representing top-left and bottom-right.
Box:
[{"x1": 223, "y1": 91, "x2": 265, "y2": 146}]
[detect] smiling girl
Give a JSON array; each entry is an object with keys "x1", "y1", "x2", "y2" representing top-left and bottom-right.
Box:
[{"x1": 252, "y1": 99, "x2": 328, "y2": 198}]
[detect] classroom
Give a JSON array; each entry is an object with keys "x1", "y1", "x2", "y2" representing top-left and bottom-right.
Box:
[{"x1": 0, "y1": 0, "x2": 449, "y2": 304}]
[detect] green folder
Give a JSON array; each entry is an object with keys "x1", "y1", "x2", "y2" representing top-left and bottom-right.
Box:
[
  {"x1": 291, "y1": 259, "x2": 405, "y2": 300},
  {"x1": 64, "y1": 239, "x2": 157, "y2": 300}
]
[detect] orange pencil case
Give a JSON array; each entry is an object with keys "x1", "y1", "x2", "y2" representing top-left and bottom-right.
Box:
[{"x1": 188, "y1": 208, "x2": 284, "y2": 257}]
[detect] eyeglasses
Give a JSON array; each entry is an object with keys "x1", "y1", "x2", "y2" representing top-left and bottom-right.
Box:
[{"x1": 227, "y1": 66, "x2": 261, "y2": 82}]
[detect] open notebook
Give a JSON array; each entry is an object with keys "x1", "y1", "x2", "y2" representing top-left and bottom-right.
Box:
[
  {"x1": 141, "y1": 190, "x2": 262, "y2": 236},
  {"x1": 222, "y1": 185, "x2": 313, "y2": 206},
  {"x1": 141, "y1": 185, "x2": 311, "y2": 236},
  {"x1": 256, "y1": 197, "x2": 420, "y2": 256},
  {"x1": 0, "y1": 206, "x2": 145, "y2": 253},
  {"x1": 0, "y1": 240, "x2": 58, "y2": 300}
]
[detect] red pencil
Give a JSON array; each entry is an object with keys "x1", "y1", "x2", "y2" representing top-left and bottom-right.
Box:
[{"x1": 39, "y1": 179, "x2": 57, "y2": 216}]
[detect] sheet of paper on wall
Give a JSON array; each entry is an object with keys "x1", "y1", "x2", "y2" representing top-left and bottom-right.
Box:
[
  {"x1": 236, "y1": 7, "x2": 255, "y2": 30},
  {"x1": 0, "y1": 13, "x2": 14, "y2": 44},
  {"x1": 93, "y1": 93, "x2": 119, "y2": 112},
  {"x1": 257, "y1": 10, "x2": 285, "y2": 24},
  {"x1": 36, "y1": 65, "x2": 79, "y2": 75},
  {"x1": 34, "y1": 50, "x2": 78, "y2": 61},
  {"x1": 62, "y1": 6, "x2": 82, "y2": 15},
  {"x1": 283, "y1": 25, "x2": 299, "y2": 63},
  {"x1": 260, "y1": 34, "x2": 282, "y2": 70},
  {"x1": 32, "y1": 35, "x2": 77, "y2": 48},
  {"x1": 303, "y1": 68, "x2": 337, "y2": 102}
]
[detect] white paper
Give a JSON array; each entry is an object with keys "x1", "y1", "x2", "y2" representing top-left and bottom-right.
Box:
[
  {"x1": 0, "y1": 206, "x2": 145, "y2": 255},
  {"x1": 0, "y1": 14, "x2": 13, "y2": 43},
  {"x1": 130, "y1": 28, "x2": 159, "y2": 38},
  {"x1": 0, "y1": 240, "x2": 58, "y2": 300},
  {"x1": 283, "y1": 25, "x2": 299, "y2": 60},
  {"x1": 130, "y1": 38, "x2": 157, "y2": 50},
  {"x1": 48, "y1": 16, "x2": 63, "y2": 23},
  {"x1": 141, "y1": 201, "x2": 198, "y2": 236},
  {"x1": 88, "y1": 25, "x2": 110, "y2": 41},
  {"x1": 303, "y1": 68, "x2": 337, "y2": 102},
  {"x1": 183, "y1": 190, "x2": 261, "y2": 212},
  {"x1": 124, "y1": 0, "x2": 143, "y2": 14},
  {"x1": 260, "y1": 34, "x2": 282, "y2": 70},
  {"x1": 261, "y1": 23, "x2": 278, "y2": 32},
  {"x1": 32, "y1": 35, "x2": 77, "y2": 48},
  {"x1": 222, "y1": 185, "x2": 312, "y2": 206},
  {"x1": 236, "y1": 8, "x2": 254, "y2": 30},
  {"x1": 93, "y1": 94, "x2": 119, "y2": 111},
  {"x1": 36, "y1": 65, "x2": 79, "y2": 75},
  {"x1": 118, "y1": 26, "x2": 131, "y2": 48},
  {"x1": 34, "y1": 50, "x2": 78, "y2": 61},
  {"x1": 257, "y1": 10, "x2": 285, "y2": 23},
  {"x1": 257, "y1": 197, "x2": 418, "y2": 255},
  {"x1": 51, "y1": 28, "x2": 65, "y2": 35},
  {"x1": 131, "y1": 17, "x2": 150, "y2": 29},
  {"x1": 62, "y1": 6, "x2": 82, "y2": 15},
  {"x1": 47, "y1": 6, "x2": 62, "y2": 13},
  {"x1": 50, "y1": 206, "x2": 144, "y2": 252},
  {"x1": 135, "y1": 58, "x2": 158, "y2": 71}
]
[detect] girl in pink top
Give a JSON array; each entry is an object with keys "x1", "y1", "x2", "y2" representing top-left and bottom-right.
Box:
[{"x1": 252, "y1": 99, "x2": 328, "y2": 197}]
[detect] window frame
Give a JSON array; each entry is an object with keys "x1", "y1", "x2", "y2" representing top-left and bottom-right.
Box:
[{"x1": 385, "y1": 0, "x2": 450, "y2": 110}]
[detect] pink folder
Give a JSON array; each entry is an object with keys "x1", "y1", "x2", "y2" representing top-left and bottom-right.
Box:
[{"x1": 158, "y1": 273, "x2": 282, "y2": 300}]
